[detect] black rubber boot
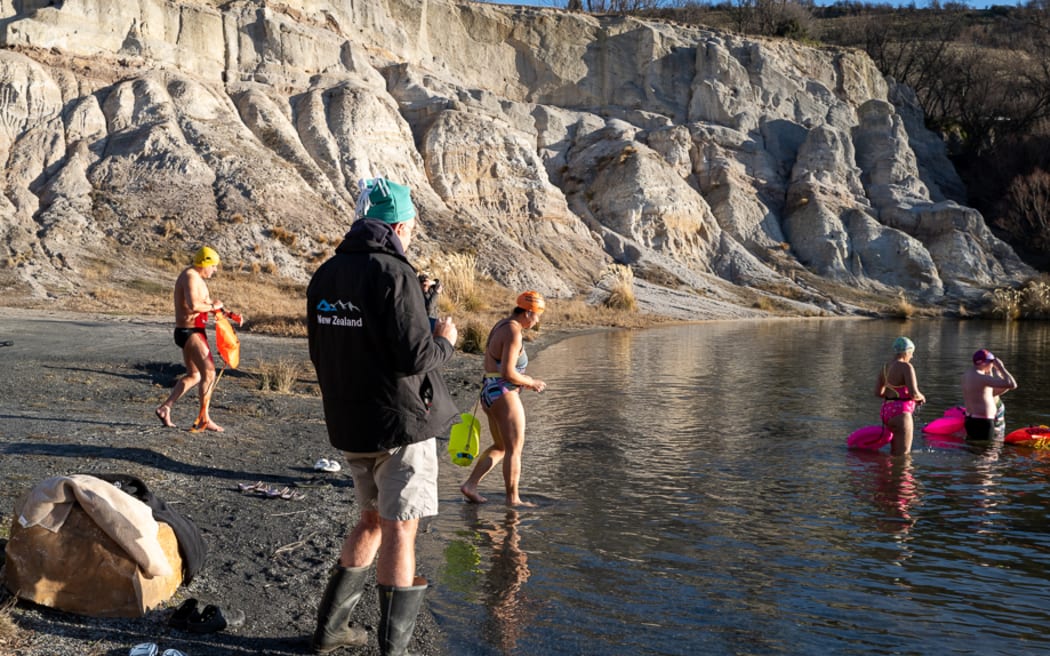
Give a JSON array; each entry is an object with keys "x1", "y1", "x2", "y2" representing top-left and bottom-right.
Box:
[
  {"x1": 311, "y1": 565, "x2": 370, "y2": 654},
  {"x1": 377, "y1": 577, "x2": 428, "y2": 656}
]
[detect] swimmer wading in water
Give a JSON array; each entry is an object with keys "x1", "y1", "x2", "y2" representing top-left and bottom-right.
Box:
[{"x1": 460, "y1": 291, "x2": 548, "y2": 507}]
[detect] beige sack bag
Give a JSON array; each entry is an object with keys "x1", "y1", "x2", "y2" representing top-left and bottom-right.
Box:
[{"x1": 4, "y1": 498, "x2": 183, "y2": 618}]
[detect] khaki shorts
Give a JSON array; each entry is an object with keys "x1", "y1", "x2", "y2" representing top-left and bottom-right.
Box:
[{"x1": 344, "y1": 439, "x2": 438, "y2": 521}]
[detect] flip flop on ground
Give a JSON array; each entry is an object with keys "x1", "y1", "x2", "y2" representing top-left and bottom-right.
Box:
[{"x1": 313, "y1": 458, "x2": 341, "y2": 473}]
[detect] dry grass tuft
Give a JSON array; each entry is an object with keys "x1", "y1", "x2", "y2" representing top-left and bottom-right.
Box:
[
  {"x1": 255, "y1": 357, "x2": 303, "y2": 393},
  {"x1": 1020, "y1": 279, "x2": 1050, "y2": 318},
  {"x1": 986, "y1": 278, "x2": 1050, "y2": 320},
  {"x1": 160, "y1": 219, "x2": 179, "y2": 238},
  {"x1": 0, "y1": 594, "x2": 27, "y2": 653},
  {"x1": 988, "y1": 287, "x2": 1022, "y2": 320},
  {"x1": 270, "y1": 226, "x2": 298, "y2": 247},
  {"x1": 433, "y1": 252, "x2": 484, "y2": 311},
  {"x1": 753, "y1": 295, "x2": 775, "y2": 312},
  {"x1": 602, "y1": 264, "x2": 637, "y2": 312},
  {"x1": 459, "y1": 321, "x2": 489, "y2": 354},
  {"x1": 884, "y1": 292, "x2": 915, "y2": 319}
]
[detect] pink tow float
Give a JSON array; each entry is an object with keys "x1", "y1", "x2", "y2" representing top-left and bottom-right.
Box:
[
  {"x1": 846, "y1": 425, "x2": 893, "y2": 450},
  {"x1": 921, "y1": 406, "x2": 965, "y2": 435}
]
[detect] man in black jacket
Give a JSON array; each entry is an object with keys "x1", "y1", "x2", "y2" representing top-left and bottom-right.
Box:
[{"x1": 307, "y1": 177, "x2": 459, "y2": 656}]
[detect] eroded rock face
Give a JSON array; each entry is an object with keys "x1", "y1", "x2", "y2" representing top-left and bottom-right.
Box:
[{"x1": 0, "y1": 0, "x2": 1030, "y2": 307}]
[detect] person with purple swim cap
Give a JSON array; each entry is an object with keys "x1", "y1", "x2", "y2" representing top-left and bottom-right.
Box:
[{"x1": 961, "y1": 348, "x2": 1017, "y2": 441}]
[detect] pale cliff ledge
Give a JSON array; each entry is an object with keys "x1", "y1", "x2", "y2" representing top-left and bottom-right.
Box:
[{"x1": 0, "y1": 0, "x2": 1032, "y2": 321}]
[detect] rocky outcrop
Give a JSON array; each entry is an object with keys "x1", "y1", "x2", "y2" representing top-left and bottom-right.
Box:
[{"x1": 0, "y1": 0, "x2": 1032, "y2": 310}]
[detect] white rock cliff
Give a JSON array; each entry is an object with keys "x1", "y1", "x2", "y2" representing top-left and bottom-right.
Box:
[{"x1": 0, "y1": 0, "x2": 1031, "y2": 311}]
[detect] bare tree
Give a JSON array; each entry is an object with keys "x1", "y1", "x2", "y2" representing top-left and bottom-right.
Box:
[
  {"x1": 997, "y1": 168, "x2": 1050, "y2": 252},
  {"x1": 725, "y1": 0, "x2": 816, "y2": 38}
]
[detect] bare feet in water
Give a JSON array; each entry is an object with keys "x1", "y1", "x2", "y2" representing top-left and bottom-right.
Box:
[
  {"x1": 155, "y1": 405, "x2": 176, "y2": 428},
  {"x1": 508, "y1": 498, "x2": 537, "y2": 508},
  {"x1": 460, "y1": 484, "x2": 487, "y2": 504}
]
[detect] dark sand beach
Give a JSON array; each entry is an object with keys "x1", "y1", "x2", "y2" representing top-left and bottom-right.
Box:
[{"x1": 0, "y1": 307, "x2": 540, "y2": 656}]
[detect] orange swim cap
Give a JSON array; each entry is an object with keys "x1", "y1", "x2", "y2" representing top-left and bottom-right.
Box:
[{"x1": 516, "y1": 291, "x2": 546, "y2": 313}]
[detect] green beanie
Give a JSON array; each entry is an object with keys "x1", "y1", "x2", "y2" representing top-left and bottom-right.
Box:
[{"x1": 359, "y1": 177, "x2": 416, "y2": 224}]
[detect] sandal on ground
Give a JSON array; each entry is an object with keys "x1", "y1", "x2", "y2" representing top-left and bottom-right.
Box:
[
  {"x1": 237, "y1": 481, "x2": 266, "y2": 493},
  {"x1": 161, "y1": 650, "x2": 188, "y2": 656},
  {"x1": 313, "y1": 457, "x2": 342, "y2": 473},
  {"x1": 129, "y1": 644, "x2": 158, "y2": 656},
  {"x1": 168, "y1": 597, "x2": 200, "y2": 630},
  {"x1": 187, "y1": 604, "x2": 245, "y2": 634},
  {"x1": 280, "y1": 488, "x2": 305, "y2": 500}
]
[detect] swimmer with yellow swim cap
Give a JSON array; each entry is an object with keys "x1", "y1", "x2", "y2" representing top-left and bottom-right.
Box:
[
  {"x1": 193, "y1": 246, "x2": 221, "y2": 268},
  {"x1": 460, "y1": 290, "x2": 548, "y2": 507},
  {"x1": 155, "y1": 245, "x2": 232, "y2": 432}
]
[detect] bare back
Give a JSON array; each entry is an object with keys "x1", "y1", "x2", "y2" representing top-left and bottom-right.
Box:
[
  {"x1": 961, "y1": 368, "x2": 1001, "y2": 418},
  {"x1": 882, "y1": 360, "x2": 911, "y2": 389}
]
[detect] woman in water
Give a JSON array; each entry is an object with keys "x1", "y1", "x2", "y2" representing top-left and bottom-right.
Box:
[
  {"x1": 460, "y1": 291, "x2": 547, "y2": 506},
  {"x1": 875, "y1": 336, "x2": 926, "y2": 455}
]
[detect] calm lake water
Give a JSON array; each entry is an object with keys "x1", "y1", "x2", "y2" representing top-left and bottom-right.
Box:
[{"x1": 421, "y1": 319, "x2": 1050, "y2": 656}]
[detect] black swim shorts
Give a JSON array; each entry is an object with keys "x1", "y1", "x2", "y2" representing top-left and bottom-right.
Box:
[
  {"x1": 964, "y1": 416, "x2": 996, "y2": 441},
  {"x1": 174, "y1": 327, "x2": 206, "y2": 349}
]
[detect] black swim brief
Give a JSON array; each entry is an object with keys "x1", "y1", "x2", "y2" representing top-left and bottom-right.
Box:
[
  {"x1": 964, "y1": 416, "x2": 997, "y2": 442},
  {"x1": 174, "y1": 327, "x2": 206, "y2": 349}
]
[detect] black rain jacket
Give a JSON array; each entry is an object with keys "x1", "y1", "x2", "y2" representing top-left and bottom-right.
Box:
[{"x1": 306, "y1": 219, "x2": 457, "y2": 451}]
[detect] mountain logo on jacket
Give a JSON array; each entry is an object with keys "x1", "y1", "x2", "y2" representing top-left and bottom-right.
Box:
[
  {"x1": 315, "y1": 299, "x2": 363, "y2": 327},
  {"x1": 316, "y1": 299, "x2": 360, "y2": 313}
]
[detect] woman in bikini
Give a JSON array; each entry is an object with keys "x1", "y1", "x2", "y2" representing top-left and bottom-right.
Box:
[
  {"x1": 460, "y1": 291, "x2": 547, "y2": 506},
  {"x1": 875, "y1": 336, "x2": 926, "y2": 456}
]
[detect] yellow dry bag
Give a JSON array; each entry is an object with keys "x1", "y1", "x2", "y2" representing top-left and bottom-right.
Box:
[{"x1": 448, "y1": 412, "x2": 480, "y2": 467}]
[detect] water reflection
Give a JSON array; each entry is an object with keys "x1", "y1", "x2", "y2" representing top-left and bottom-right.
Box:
[
  {"x1": 847, "y1": 451, "x2": 921, "y2": 530},
  {"x1": 426, "y1": 319, "x2": 1050, "y2": 656},
  {"x1": 476, "y1": 509, "x2": 532, "y2": 654}
]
